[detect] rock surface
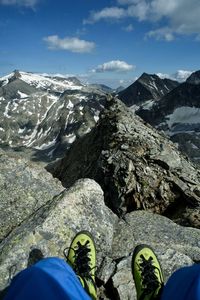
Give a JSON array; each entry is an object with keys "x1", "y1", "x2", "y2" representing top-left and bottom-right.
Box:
[
  {"x1": 50, "y1": 97, "x2": 200, "y2": 227},
  {"x1": 0, "y1": 178, "x2": 117, "y2": 292},
  {"x1": 97, "y1": 210, "x2": 199, "y2": 299},
  {"x1": 0, "y1": 148, "x2": 63, "y2": 242}
]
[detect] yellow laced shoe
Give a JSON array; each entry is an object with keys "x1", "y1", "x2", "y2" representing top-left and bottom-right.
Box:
[
  {"x1": 64, "y1": 231, "x2": 97, "y2": 300},
  {"x1": 132, "y1": 244, "x2": 164, "y2": 300}
]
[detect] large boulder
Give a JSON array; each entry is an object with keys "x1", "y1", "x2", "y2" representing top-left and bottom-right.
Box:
[
  {"x1": 0, "y1": 148, "x2": 63, "y2": 242},
  {"x1": 0, "y1": 178, "x2": 117, "y2": 292},
  {"x1": 50, "y1": 97, "x2": 200, "y2": 227}
]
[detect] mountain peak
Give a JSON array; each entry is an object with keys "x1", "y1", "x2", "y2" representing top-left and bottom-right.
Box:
[
  {"x1": 186, "y1": 70, "x2": 200, "y2": 85},
  {"x1": 118, "y1": 72, "x2": 179, "y2": 106}
]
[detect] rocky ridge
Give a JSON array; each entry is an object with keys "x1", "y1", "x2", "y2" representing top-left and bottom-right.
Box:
[{"x1": 50, "y1": 96, "x2": 200, "y2": 227}]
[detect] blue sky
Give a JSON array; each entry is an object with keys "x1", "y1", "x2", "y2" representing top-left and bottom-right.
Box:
[{"x1": 0, "y1": 0, "x2": 199, "y2": 87}]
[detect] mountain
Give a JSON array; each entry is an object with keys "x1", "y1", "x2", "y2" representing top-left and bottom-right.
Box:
[
  {"x1": 0, "y1": 70, "x2": 107, "y2": 160},
  {"x1": 88, "y1": 83, "x2": 113, "y2": 93},
  {"x1": 118, "y1": 72, "x2": 179, "y2": 106},
  {"x1": 186, "y1": 70, "x2": 200, "y2": 85},
  {"x1": 114, "y1": 85, "x2": 125, "y2": 93},
  {"x1": 137, "y1": 72, "x2": 200, "y2": 165}
]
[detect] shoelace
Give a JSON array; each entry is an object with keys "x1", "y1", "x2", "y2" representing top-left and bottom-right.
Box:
[
  {"x1": 138, "y1": 254, "x2": 163, "y2": 297},
  {"x1": 64, "y1": 240, "x2": 95, "y2": 278}
]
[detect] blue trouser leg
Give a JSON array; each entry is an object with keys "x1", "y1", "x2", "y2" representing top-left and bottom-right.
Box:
[
  {"x1": 161, "y1": 264, "x2": 200, "y2": 300},
  {"x1": 4, "y1": 257, "x2": 91, "y2": 300}
]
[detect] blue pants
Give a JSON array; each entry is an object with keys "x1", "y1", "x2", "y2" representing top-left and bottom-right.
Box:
[
  {"x1": 4, "y1": 258, "x2": 90, "y2": 300},
  {"x1": 4, "y1": 257, "x2": 200, "y2": 300},
  {"x1": 161, "y1": 264, "x2": 200, "y2": 300}
]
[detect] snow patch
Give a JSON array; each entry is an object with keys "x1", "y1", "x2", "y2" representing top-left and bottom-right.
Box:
[
  {"x1": 67, "y1": 100, "x2": 74, "y2": 109},
  {"x1": 18, "y1": 91, "x2": 28, "y2": 98},
  {"x1": 65, "y1": 133, "x2": 76, "y2": 144},
  {"x1": 4, "y1": 102, "x2": 11, "y2": 118},
  {"x1": 141, "y1": 99, "x2": 155, "y2": 110},
  {"x1": 18, "y1": 128, "x2": 26, "y2": 134},
  {"x1": 94, "y1": 115, "x2": 99, "y2": 122},
  {"x1": 165, "y1": 107, "x2": 200, "y2": 128},
  {"x1": 34, "y1": 136, "x2": 57, "y2": 150},
  {"x1": 19, "y1": 71, "x2": 83, "y2": 92}
]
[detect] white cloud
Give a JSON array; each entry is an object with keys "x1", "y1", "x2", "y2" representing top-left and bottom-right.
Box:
[
  {"x1": 123, "y1": 24, "x2": 134, "y2": 32},
  {"x1": 173, "y1": 70, "x2": 193, "y2": 82},
  {"x1": 84, "y1": 7, "x2": 126, "y2": 24},
  {"x1": 86, "y1": 0, "x2": 200, "y2": 40},
  {"x1": 0, "y1": 0, "x2": 37, "y2": 7},
  {"x1": 92, "y1": 60, "x2": 135, "y2": 73},
  {"x1": 157, "y1": 72, "x2": 171, "y2": 79},
  {"x1": 157, "y1": 70, "x2": 193, "y2": 82},
  {"x1": 43, "y1": 35, "x2": 95, "y2": 53},
  {"x1": 147, "y1": 27, "x2": 174, "y2": 41},
  {"x1": 127, "y1": 1, "x2": 150, "y2": 21}
]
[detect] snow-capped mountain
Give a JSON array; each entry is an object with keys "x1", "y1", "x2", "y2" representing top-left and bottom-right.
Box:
[
  {"x1": 137, "y1": 71, "x2": 200, "y2": 165},
  {"x1": 0, "y1": 70, "x2": 107, "y2": 160},
  {"x1": 118, "y1": 72, "x2": 179, "y2": 107}
]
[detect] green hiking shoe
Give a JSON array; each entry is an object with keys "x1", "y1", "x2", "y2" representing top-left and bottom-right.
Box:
[
  {"x1": 132, "y1": 244, "x2": 164, "y2": 300},
  {"x1": 64, "y1": 231, "x2": 97, "y2": 300}
]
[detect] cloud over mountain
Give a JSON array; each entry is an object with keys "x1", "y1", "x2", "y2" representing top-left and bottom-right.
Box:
[
  {"x1": 157, "y1": 70, "x2": 193, "y2": 82},
  {"x1": 92, "y1": 60, "x2": 134, "y2": 73},
  {"x1": 43, "y1": 36, "x2": 95, "y2": 53}
]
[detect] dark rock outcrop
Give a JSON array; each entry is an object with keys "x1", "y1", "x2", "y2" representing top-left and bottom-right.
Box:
[{"x1": 49, "y1": 97, "x2": 200, "y2": 226}]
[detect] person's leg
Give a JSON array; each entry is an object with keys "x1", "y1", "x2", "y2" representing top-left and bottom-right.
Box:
[
  {"x1": 65, "y1": 231, "x2": 97, "y2": 300},
  {"x1": 4, "y1": 257, "x2": 91, "y2": 300},
  {"x1": 161, "y1": 264, "x2": 200, "y2": 300},
  {"x1": 132, "y1": 244, "x2": 164, "y2": 300}
]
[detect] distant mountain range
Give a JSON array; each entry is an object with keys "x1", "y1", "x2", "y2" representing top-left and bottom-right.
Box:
[
  {"x1": 0, "y1": 70, "x2": 107, "y2": 160},
  {"x1": 0, "y1": 69, "x2": 199, "y2": 165}
]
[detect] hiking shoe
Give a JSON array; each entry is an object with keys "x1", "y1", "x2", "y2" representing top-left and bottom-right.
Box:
[
  {"x1": 64, "y1": 231, "x2": 97, "y2": 300},
  {"x1": 132, "y1": 244, "x2": 164, "y2": 300}
]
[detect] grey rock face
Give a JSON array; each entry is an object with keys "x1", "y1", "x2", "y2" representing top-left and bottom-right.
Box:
[
  {"x1": 0, "y1": 148, "x2": 63, "y2": 242},
  {"x1": 0, "y1": 178, "x2": 117, "y2": 291},
  {"x1": 51, "y1": 97, "x2": 200, "y2": 227},
  {"x1": 112, "y1": 211, "x2": 200, "y2": 262}
]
